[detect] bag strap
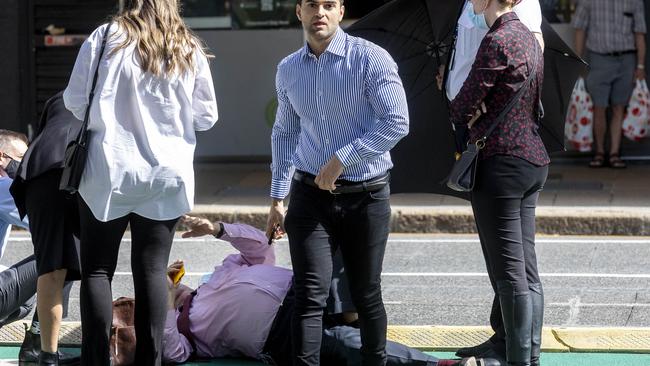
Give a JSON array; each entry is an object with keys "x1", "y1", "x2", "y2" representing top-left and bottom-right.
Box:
[
  {"x1": 76, "y1": 22, "x2": 112, "y2": 146},
  {"x1": 477, "y1": 43, "x2": 540, "y2": 146}
]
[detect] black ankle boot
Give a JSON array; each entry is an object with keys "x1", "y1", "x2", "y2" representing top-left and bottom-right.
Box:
[
  {"x1": 18, "y1": 324, "x2": 80, "y2": 366},
  {"x1": 528, "y1": 283, "x2": 544, "y2": 366},
  {"x1": 38, "y1": 351, "x2": 58, "y2": 366},
  {"x1": 496, "y1": 280, "x2": 532, "y2": 366}
]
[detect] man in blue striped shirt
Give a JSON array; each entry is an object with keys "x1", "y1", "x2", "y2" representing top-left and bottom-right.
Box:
[{"x1": 265, "y1": 1, "x2": 409, "y2": 365}]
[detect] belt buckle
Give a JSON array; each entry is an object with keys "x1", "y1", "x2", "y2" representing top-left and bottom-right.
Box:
[{"x1": 329, "y1": 184, "x2": 342, "y2": 195}]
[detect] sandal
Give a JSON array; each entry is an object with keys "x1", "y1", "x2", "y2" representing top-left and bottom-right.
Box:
[
  {"x1": 609, "y1": 153, "x2": 627, "y2": 169},
  {"x1": 589, "y1": 152, "x2": 605, "y2": 168}
]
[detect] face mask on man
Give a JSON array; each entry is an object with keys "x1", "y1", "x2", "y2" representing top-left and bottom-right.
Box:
[{"x1": 468, "y1": 1, "x2": 489, "y2": 29}]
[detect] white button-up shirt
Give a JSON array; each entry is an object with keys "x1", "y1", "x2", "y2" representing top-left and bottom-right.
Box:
[
  {"x1": 446, "y1": 0, "x2": 542, "y2": 101},
  {"x1": 64, "y1": 23, "x2": 218, "y2": 221}
]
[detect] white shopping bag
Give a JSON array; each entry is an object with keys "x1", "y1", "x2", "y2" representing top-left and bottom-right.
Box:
[
  {"x1": 564, "y1": 77, "x2": 594, "y2": 152},
  {"x1": 622, "y1": 79, "x2": 650, "y2": 141}
]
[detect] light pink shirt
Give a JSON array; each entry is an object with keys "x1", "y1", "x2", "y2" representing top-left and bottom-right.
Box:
[{"x1": 162, "y1": 223, "x2": 293, "y2": 363}]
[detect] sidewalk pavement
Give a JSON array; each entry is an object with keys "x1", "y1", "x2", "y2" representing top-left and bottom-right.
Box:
[{"x1": 192, "y1": 162, "x2": 650, "y2": 235}]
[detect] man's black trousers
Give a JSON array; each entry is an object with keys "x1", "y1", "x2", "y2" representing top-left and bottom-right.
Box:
[{"x1": 285, "y1": 179, "x2": 391, "y2": 366}]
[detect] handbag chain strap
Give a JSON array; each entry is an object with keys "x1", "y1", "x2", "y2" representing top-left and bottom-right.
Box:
[
  {"x1": 76, "y1": 22, "x2": 112, "y2": 147},
  {"x1": 475, "y1": 42, "x2": 541, "y2": 149}
]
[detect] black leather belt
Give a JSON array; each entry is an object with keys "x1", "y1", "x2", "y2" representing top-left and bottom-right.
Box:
[
  {"x1": 293, "y1": 170, "x2": 389, "y2": 194},
  {"x1": 595, "y1": 50, "x2": 636, "y2": 57}
]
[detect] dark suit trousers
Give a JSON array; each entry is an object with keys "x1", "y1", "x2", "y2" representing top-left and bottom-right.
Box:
[{"x1": 284, "y1": 180, "x2": 391, "y2": 366}]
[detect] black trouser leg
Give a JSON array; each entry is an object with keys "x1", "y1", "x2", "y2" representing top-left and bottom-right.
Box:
[
  {"x1": 285, "y1": 181, "x2": 391, "y2": 366},
  {"x1": 321, "y1": 326, "x2": 438, "y2": 366},
  {"x1": 0, "y1": 255, "x2": 37, "y2": 327},
  {"x1": 78, "y1": 199, "x2": 128, "y2": 366},
  {"x1": 521, "y1": 188, "x2": 544, "y2": 366},
  {"x1": 285, "y1": 183, "x2": 335, "y2": 366},
  {"x1": 471, "y1": 156, "x2": 547, "y2": 366},
  {"x1": 338, "y1": 184, "x2": 391, "y2": 366},
  {"x1": 130, "y1": 214, "x2": 177, "y2": 366}
]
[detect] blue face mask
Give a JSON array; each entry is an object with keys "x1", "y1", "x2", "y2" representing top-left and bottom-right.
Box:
[{"x1": 467, "y1": 2, "x2": 489, "y2": 29}]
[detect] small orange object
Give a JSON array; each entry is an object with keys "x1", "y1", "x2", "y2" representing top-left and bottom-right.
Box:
[{"x1": 170, "y1": 264, "x2": 185, "y2": 285}]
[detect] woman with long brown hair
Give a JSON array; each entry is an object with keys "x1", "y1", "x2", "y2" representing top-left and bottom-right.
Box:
[{"x1": 63, "y1": 0, "x2": 218, "y2": 364}]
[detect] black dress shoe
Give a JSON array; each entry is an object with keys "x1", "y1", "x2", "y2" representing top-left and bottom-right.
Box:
[
  {"x1": 455, "y1": 339, "x2": 495, "y2": 358},
  {"x1": 38, "y1": 351, "x2": 58, "y2": 366},
  {"x1": 18, "y1": 325, "x2": 80, "y2": 366}
]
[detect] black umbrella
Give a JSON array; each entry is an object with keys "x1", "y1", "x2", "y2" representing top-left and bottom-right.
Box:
[{"x1": 347, "y1": 0, "x2": 587, "y2": 198}]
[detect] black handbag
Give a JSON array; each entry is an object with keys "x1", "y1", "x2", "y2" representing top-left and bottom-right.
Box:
[
  {"x1": 59, "y1": 23, "x2": 111, "y2": 194},
  {"x1": 446, "y1": 45, "x2": 540, "y2": 192}
]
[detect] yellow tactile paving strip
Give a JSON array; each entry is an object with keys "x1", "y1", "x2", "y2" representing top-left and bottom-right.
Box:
[
  {"x1": 1, "y1": 322, "x2": 649, "y2": 353},
  {"x1": 552, "y1": 327, "x2": 650, "y2": 353}
]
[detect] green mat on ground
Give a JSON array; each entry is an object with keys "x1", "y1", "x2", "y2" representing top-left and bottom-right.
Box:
[{"x1": 1, "y1": 348, "x2": 649, "y2": 365}]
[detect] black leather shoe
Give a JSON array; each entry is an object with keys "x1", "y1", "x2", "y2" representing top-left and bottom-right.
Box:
[
  {"x1": 18, "y1": 325, "x2": 80, "y2": 366},
  {"x1": 38, "y1": 351, "x2": 58, "y2": 366},
  {"x1": 455, "y1": 339, "x2": 495, "y2": 358}
]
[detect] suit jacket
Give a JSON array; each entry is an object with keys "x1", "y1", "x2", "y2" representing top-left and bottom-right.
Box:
[{"x1": 10, "y1": 91, "x2": 82, "y2": 218}]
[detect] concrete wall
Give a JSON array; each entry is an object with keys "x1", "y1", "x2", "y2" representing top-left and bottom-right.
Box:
[{"x1": 194, "y1": 29, "x2": 303, "y2": 161}]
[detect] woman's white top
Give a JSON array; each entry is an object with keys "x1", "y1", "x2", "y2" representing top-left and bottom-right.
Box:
[{"x1": 64, "y1": 23, "x2": 218, "y2": 222}]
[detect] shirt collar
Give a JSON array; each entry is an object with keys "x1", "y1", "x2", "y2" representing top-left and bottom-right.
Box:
[
  {"x1": 301, "y1": 27, "x2": 347, "y2": 59},
  {"x1": 490, "y1": 11, "x2": 519, "y2": 30}
]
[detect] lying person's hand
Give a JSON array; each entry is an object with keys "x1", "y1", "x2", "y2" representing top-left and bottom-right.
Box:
[
  {"x1": 167, "y1": 260, "x2": 184, "y2": 289},
  {"x1": 181, "y1": 215, "x2": 216, "y2": 238}
]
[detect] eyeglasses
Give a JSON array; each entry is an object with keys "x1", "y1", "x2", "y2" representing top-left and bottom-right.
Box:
[{"x1": 0, "y1": 152, "x2": 19, "y2": 161}]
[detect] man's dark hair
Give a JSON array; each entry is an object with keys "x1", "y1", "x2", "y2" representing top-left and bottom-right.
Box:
[
  {"x1": 0, "y1": 129, "x2": 28, "y2": 151},
  {"x1": 297, "y1": 0, "x2": 344, "y2": 5}
]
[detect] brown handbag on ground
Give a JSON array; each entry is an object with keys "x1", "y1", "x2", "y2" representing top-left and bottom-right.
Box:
[
  {"x1": 446, "y1": 45, "x2": 540, "y2": 192},
  {"x1": 110, "y1": 297, "x2": 136, "y2": 366}
]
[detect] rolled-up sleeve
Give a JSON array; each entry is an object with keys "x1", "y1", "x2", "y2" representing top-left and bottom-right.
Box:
[
  {"x1": 335, "y1": 48, "x2": 409, "y2": 168},
  {"x1": 450, "y1": 36, "x2": 506, "y2": 126},
  {"x1": 192, "y1": 53, "x2": 219, "y2": 131},
  {"x1": 162, "y1": 309, "x2": 193, "y2": 363},
  {"x1": 634, "y1": 0, "x2": 647, "y2": 33},
  {"x1": 572, "y1": 1, "x2": 589, "y2": 30},
  {"x1": 63, "y1": 24, "x2": 108, "y2": 120},
  {"x1": 270, "y1": 62, "x2": 301, "y2": 199}
]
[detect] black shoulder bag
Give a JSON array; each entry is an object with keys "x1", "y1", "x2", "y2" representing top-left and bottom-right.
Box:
[
  {"x1": 59, "y1": 23, "x2": 111, "y2": 194},
  {"x1": 446, "y1": 45, "x2": 540, "y2": 192}
]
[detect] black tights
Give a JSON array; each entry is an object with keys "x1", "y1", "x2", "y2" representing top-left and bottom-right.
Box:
[{"x1": 77, "y1": 198, "x2": 178, "y2": 366}]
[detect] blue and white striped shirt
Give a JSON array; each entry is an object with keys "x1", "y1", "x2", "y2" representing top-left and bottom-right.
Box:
[{"x1": 270, "y1": 28, "x2": 409, "y2": 199}]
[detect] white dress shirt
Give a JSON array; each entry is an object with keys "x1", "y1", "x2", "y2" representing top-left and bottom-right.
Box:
[
  {"x1": 64, "y1": 23, "x2": 219, "y2": 222},
  {"x1": 446, "y1": 0, "x2": 542, "y2": 101}
]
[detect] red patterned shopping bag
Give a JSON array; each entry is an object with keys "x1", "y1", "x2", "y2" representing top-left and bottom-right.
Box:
[
  {"x1": 564, "y1": 77, "x2": 594, "y2": 152},
  {"x1": 622, "y1": 79, "x2": 650, "y2": 141}
]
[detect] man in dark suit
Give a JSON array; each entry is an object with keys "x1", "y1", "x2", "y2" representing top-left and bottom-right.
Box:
[{"x1": 11, "y1": 91, "x2": 82, "y2": 366}]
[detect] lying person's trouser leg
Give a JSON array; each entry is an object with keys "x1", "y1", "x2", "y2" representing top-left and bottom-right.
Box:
[
  {"x1": 0, "y1": 255, "x2": 37, "y2": 327},
  {"x1": 321, "y1": 325, "x2": 438, "y2": 366}
]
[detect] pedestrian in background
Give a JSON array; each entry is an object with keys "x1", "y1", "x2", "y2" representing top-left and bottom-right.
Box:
[
  {"x1": 8, "y1": 93, "x2": 83, "y2": 366},
  {"x1": 265, "y1": 0, "x2": 409, "y2": 364},
  {"x1": 449, "y1": 0, "x2": 547, "y2": 365},
  {"x1": 573, "y1": 0, "x2": 647, "y2": 168},
  {"x1": 63, "y1": 0, "x2": 218, "y2": 364}
]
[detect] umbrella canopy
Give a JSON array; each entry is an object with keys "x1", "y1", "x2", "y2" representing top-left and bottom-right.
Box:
[{"x1": 347, "y1": 0, "x2": 587, "y2": 198}]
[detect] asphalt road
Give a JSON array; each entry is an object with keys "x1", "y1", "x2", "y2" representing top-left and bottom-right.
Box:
[{"x1": 3, "y1": 233, "x2": 650, "y2": 327}]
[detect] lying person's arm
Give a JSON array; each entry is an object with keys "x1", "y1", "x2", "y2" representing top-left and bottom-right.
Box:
[
  {"x1": 162, "y1": 309, "x2": 193, "y2": 363},
  {"x1": 182, "y1": 215, "x2": 276, "y2": 266}
]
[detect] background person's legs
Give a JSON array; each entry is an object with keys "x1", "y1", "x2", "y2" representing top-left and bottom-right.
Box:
[
  {"x1": 78, "y1": 198, "x2": 128, "y2": 366},
  {"x1": 129, "y1": 214, "x2": 178, "y2": 366}
]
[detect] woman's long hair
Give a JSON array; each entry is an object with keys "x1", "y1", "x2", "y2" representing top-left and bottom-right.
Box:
[{"x1": 111, "y1": 0, "x2": 208, "y2": 77}]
